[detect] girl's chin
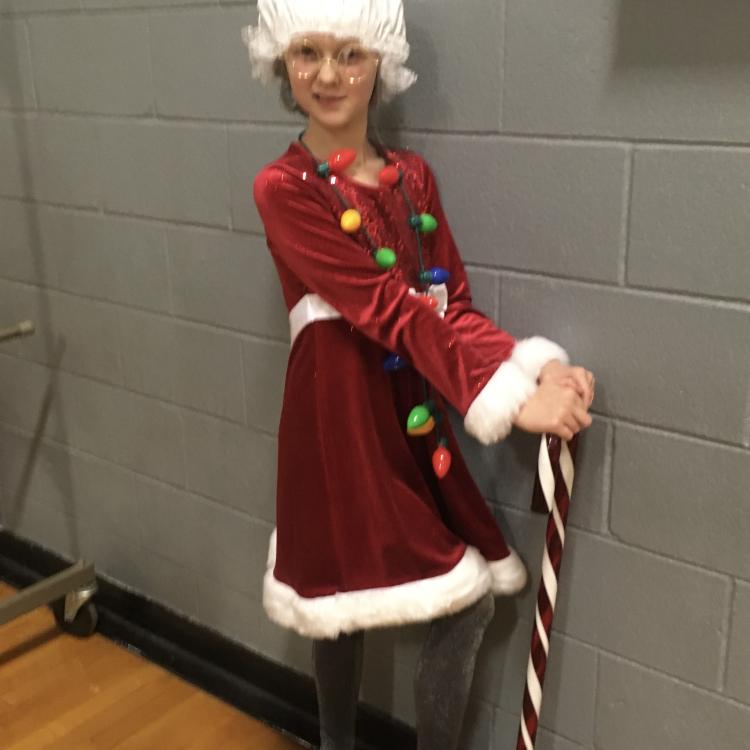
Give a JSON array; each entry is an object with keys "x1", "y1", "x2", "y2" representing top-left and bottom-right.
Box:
[{"x1": 311, "y1": 109, "x2": 359, "y2": 127}]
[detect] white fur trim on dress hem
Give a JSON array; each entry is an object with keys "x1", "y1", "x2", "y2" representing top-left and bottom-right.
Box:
[
  {"x1": 487, "y1": 549, "x2": 528, "y2": 595},
  {"x1": 262, "y1": 528, "x2": 526, "y2": 639}
]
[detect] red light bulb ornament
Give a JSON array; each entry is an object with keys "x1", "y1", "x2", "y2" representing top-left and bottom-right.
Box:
[
  {"x1": 432, "y1": 438, "x2": 452, "y2": 479},
  {"x1": 329, "y1": 148, "x2": 357, "y2": 172},
  {"x1": 379, "y1": 165, "x2": 401, "y2": 186},
  {"x1": 417, "y1": 294, "x2": 439, "y2": 310}
]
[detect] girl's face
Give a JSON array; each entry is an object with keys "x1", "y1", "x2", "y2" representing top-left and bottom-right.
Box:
[{"x1": 284, "y1": 33, "x2": 380, "y2": 129}]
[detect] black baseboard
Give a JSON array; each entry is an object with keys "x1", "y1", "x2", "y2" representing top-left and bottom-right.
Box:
[{"x1": 0, "y1": 530, "x2": 417, "y2": 750}]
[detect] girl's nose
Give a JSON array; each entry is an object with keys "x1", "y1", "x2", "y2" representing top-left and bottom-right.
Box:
[{"x1": 318, "y1": 58, "x2": 339, "y2": 84}]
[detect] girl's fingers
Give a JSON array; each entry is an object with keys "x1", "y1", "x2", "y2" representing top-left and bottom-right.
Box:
[
  {"x1": 556, "y1": 376, "x2": 584, "y2": 398},
  {"x1": 573, "y1": 403, "x2": 592, "y2": 429},
  {"x1": 575, "y1": 370, "x2": 593, "y2": 404}
]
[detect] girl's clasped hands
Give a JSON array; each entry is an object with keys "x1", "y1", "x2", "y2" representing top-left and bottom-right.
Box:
[{"x1": 513, "y1": 360, "x2": 596, "y2": 442}]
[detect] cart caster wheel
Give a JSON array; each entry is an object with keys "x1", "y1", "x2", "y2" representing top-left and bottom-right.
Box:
[{"x1": 51, "y1": 600, "x2": 98, "y2": 638}]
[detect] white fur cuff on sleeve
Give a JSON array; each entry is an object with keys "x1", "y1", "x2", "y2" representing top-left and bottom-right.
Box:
[
  {"x1": 510, "y1": 336, "x2": 570, "y2": 384},
  {"x1": 463, "y1": 360, "x2": 537, "y2": 446}
]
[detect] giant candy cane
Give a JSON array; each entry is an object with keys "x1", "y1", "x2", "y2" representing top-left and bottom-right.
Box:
[{"x1": 516, "y1": 433, "x2": 579, "y2": 750}]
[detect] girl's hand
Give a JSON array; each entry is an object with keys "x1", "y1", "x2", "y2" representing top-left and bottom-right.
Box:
[
  {"x1": 539, "y1": 360, "x2": 595, "y2": 408},
  {"x1": 512, "y1": 380, "x2": 593, "y2": 441}
]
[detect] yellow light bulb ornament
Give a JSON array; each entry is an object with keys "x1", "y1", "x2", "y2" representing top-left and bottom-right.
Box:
[{"x1": 340, "y1": 209, "x2": 362, "y2": 234}]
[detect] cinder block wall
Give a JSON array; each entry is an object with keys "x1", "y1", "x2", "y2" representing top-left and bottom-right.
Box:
[{"x1": 0, "y1": 2, "x2": 748, "y2": 748}]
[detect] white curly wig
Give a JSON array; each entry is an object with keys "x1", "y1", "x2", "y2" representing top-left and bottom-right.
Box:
[{"x1": 241, "y1": 0, "x2": 418, "y2": 103}]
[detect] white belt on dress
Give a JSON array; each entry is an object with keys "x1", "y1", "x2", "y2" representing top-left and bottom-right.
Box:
[{"x1": 289, "y1": 284, "x2": 449, "y2": 346}]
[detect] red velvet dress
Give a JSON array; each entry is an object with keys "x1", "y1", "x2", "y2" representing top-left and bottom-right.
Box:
[{"x1": 253, "y1": 140, "x2": 563, "y2": 639}]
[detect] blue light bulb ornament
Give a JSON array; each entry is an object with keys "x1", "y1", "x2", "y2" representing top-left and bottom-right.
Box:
[
  {"x1": 383, "y1": 353, "x2": 409, "y2": 372},
  {"x1": 419, "y1": 267, "x2": 451, "y2": 285}
]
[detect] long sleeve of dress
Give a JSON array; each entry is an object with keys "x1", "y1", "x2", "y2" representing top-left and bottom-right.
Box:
[
  {"x1": 254, "y1": 164, "x2": 540, "y2": 444},
  {"x1": 421, "y1": 158, "x2": 570, "y2": 386}
]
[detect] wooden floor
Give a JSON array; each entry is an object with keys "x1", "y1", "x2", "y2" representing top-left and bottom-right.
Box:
[{"x1": 0, "y1": 582, "x2": 306, "y2": 750}]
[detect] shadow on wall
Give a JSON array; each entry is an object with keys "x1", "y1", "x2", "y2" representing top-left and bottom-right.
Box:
[
  {"x1": 613, "y1": 0, "x2": 750, "y2": 68},
  {"x1": 0, "y1": 19, "x2": 78, "y2": 556}
]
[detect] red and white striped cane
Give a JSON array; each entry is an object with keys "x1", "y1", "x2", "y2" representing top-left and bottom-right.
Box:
[{"x1": 516, "y1": 432, "x2": 579, "y2": 750}]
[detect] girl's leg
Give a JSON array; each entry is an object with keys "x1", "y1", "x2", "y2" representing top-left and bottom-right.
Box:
[
  {"x1": 414, "y1": 591, "x2": 495, "y2": 750},
  {"x1": 312, "y1": 629, "x2": 365, "y2": 750}
]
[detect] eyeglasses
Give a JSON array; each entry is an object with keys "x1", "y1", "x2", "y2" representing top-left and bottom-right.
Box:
[{"x1": 286, "y1": 38, "x2": 380, "y2": 85}]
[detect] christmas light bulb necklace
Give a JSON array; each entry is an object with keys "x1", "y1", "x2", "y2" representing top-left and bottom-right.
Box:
[{"x1": 297, "y1": 131, "x2": 454, "y2": 479}]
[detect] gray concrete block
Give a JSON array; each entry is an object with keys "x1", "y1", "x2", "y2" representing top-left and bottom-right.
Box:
[
  {"x1": 726, "y1": 582, "x2": 750, "y2": 704},
  {"x1": 555, "y1": 530, "x2": 730, "y2": 689},
  {"x1": 228, "y1": 125, "x2": 300, "y2": 233},
  {"x1": 167, "y1": 226, "x2": 289, "y2": 340},
  {"x1": 28, "y1": 15, "x2": 153, "y2": 115},
  {"x1": 0, "y1": 114, "x2": 100, "y2": 207},
  {"x1": 119, "y1": 310, "x2": 246, "y2": 423},
  {"x1": 495, "y1": 708, "x2": 589, "y2": 750},
  {"x1": 378, "y1": 0, "x2": 504, "y2": 132},
  {"x1": 0, "y1": 0, "x2": 79, "y2": 11},
  {"x1": 40, "y1": 207, "x2": 171, "y2": 313},
  {"x1": 629, "y1": 148, "x2": 750, "y2": 302},
  {"x1": 0, "y1": 200, "x2": 53, "y2": 285},
  {"x1": 504, "y1": 0, "x2": 750, "y2": 143},
  {"x1": 150, "y1": 7, "x2": 299, "y2": 123},
  {"x1": 0, "y1": 280, "x2": 39, "y2": 361},
  {"x1": 0, "y1": 354, "x2": 67, "y2": 442},
  {"x1": 80, "y1": 525, "x2": 199, "y2": 619},
  {"x1": 611, "y1": 424, "x2": 750, "y2": 579},
  {"x1": 254, "y1": 608, "x2": 313, "y2": 677},
  {"x1": 0, "y1": 282, "x2": 123, "y2": 385},
  {"x1": 137, "y1": 485, "x2": 271, "y2": 600},
  {"x1": 4, "y1": 497, "x2": 78, "y2": 562},
  {"x1": 0, "y1": 425, "x2": 147, "y2": 547},
  {"x1": 195, "y1": 576, "x2": 261, "y2": 648},
  {"x1": 400, "y1": 133, "x2": 626, "y2": 283},
  {"x1": 242, "y1": 337, "x2": 289, "y2": 434},
  {"x1": 496, "y1": 505, "x2": 729, "y2": 689},
  {"x1": 182, "y1": 409, "x2": 277, "y2": 521},
  {"x1": 58, "y1": 370, "x2": 186, "y2": 485},
  {"x1": 535, "y1": 731, "x2": 588, "y2": 750},
  {"x1": 465, "y1": 267, "x2": 500, "y2": 323},
  {"x1": 0, "y1": 425, "x2": 67, "y2": 529},
  {"x1": 499, "y1": 276, "x2": 750, "y2": 444},
  {"x1": 82, "y1": 0, "x2": 211, "y2": 7},
  {"x1": 596, "y1": 655, "x2": 750, "y2": 750},
  {"x1": 473, "y1": 615, "x2": 596, "y2": 746},
  {"x1": 360, "y1": 652, "x2": 417, "y2": 726},
  {"x1": 460, "y1": 699, "x2": 494, "y2": 750},
  {"x1": 99, "y1": 121, "x2": 230, "y2": 227},
  {"x1": 454, "y1": 413, "x2": 611, "y2": 534},
  {"x1": 0, "y1": 19, "x2": 35, "y2": 110}
]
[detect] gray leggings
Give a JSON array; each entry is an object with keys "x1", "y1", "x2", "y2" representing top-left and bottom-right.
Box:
[{"x1": 312, "y1": 591, "x2": 495, "y2": 750}]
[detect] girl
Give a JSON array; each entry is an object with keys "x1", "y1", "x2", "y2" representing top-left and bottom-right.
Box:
[{"x1": 242, "y1": 2, "x2": 594, "y2": 748}]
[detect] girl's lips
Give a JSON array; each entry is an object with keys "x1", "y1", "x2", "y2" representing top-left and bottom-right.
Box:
[{"x1": 314, "y1": 94, "x2": 346, "y2": 107}]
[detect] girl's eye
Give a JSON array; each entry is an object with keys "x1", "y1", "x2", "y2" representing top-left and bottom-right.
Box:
[
  {"x1": 300, "y1": 45, "x2": 318, "y2": 61},
  {"x1": 341, "y1": 47, "x2": 366, "y2": 65}
]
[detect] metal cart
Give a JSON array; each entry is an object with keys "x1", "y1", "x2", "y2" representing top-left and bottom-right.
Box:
[{"x1": 0, "y1": 320, "x2": 98, "y2": 637}]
